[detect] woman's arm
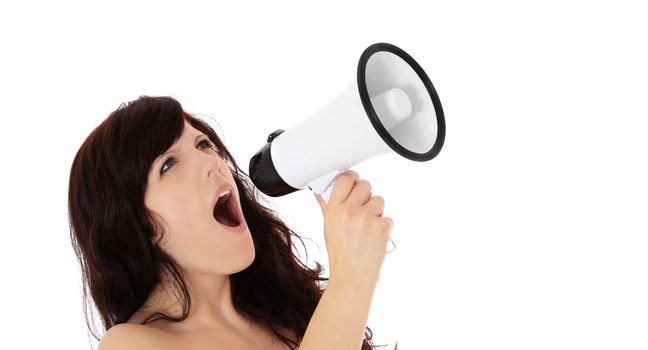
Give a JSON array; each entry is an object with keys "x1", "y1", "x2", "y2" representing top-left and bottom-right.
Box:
[
  {"x1": 298, "y1": 280, "x2": 377, "y2": 350},
  {"x1": 302, "y1": 172, "x2": 390, "y2": 349}
]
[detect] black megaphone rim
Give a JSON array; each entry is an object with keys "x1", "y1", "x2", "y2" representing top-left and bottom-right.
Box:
[{"x1": 357, "y1": 42, "x2": 446, "y2": 162}]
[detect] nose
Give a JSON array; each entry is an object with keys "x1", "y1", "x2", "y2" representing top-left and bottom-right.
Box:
[{"x1": 204, "y1": 156, "x2": 222, "y2": 181}]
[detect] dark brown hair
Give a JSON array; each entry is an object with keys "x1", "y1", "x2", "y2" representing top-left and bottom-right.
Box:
[{"x1": 68, "y1": 95, "x2": 397, "y2": 349}]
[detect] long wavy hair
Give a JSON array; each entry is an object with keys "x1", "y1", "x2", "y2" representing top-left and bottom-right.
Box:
[{"x1": 68, "y1": 95, "x2": 397, "y2": 349}]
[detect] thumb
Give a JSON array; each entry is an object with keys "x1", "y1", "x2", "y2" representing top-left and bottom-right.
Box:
[{"x1": 314, "y1": 193, "x2": 325, "y2": 216}]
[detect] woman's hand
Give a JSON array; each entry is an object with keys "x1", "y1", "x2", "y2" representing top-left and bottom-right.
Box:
[{"x1": 314, "y1": 170, "x2": 393, "y2": 290}]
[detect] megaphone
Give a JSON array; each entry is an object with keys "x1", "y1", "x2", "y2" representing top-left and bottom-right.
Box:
[{"x1": 249, "y1": 42, "x2": 445, "y2": 205}]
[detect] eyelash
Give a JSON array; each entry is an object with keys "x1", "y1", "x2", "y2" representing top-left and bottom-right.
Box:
[{"x1": 160, "y1": 139, "x2": 217, "y2": 175}]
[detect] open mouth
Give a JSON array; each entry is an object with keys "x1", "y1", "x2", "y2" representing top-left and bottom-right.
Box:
[{"x1": 213, "y1": 191, "x2": 242, "y2": 227}]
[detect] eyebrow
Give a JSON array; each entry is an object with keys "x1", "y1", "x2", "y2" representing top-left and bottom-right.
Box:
[{"x1": 155, "y1": 134, "x2": 208, "y2": 163}]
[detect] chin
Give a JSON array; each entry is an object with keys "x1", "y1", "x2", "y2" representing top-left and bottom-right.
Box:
[
  {"x1": 230, "y1": 244, "x2": 256, "y2": 274},
  {"x1": 243, "y1": 245, "x2": 256, "y2": 269}
]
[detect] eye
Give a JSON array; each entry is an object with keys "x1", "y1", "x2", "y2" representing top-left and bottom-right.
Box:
[
  {"x1": 197, "y1": 139, "x2": 216, "y2": 151},
  {"x1": 159, "y1": 138, "x2": 218, "y2": 175},
  {"x1": 160, "y1": 157, "x2": 176, "y2": 175}
]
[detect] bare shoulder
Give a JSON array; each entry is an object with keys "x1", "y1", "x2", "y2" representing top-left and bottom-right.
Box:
[{"x1": 98, "y1": 323, "x2": 172, "y2": 350}]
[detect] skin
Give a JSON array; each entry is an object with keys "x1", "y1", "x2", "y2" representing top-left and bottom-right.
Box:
[{"x1": 129, "y1": 120, "x2": 256, "y2": 332}]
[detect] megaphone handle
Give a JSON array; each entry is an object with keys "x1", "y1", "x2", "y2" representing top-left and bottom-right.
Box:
[
  {"x1": 321, "y1": 185, "x2": 334, "y2": 204},
  {"x1": 308, "y1": 169, "x2": 348, "y2": 204},
  {"x1": 386, "y1": 236, "x2": 396, "y2": 254}
]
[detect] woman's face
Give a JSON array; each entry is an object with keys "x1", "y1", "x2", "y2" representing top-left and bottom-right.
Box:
[{"x1": 144, "y1": 121, "x2": 255, "y2": 275}]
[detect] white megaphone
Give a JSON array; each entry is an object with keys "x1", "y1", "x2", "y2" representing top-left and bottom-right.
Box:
[{"x1": 249, "y1": 42, "x2": 445, "y2": 206}]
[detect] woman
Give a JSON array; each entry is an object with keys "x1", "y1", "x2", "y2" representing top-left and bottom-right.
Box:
[{"x1": 68, "y1": 95, "x2": 397, "y2": 349}]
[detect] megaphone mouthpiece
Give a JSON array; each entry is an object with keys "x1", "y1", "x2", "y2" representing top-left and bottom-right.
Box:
[{"x1": 371, "y1": 87, "x2": 412, "y2": 130}]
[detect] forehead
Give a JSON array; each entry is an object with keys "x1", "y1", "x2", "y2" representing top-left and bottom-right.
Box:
[
  {"x1": 181, "y1": 121, "x2": 203, "y2": 138},
  {"x1": 152, "y1": 121, "x2": 206, "y2": 164}
]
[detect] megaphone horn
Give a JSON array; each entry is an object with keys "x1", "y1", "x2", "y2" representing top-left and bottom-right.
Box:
[{"x1": 249, "y1": 42, "x2": 446, "y2": 203}]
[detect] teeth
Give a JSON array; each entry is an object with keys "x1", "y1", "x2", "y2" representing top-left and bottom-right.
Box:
[{"x1": 215, "y1": 189, "x2": 232, "y2": 210}]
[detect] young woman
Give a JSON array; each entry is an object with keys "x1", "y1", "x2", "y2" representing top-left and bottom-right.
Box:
[{"x1": 68, "y1": 95, "x2": 397, "y2": 349}]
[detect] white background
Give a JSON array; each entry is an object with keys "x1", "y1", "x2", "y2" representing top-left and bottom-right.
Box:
[{"x1": 1, "y1": 1, "x2": 646, "y2": 349}]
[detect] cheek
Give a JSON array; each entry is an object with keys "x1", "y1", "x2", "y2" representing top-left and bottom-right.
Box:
[{"x1": 148, "y1": 198, "x2": 201, "y2": 250}]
